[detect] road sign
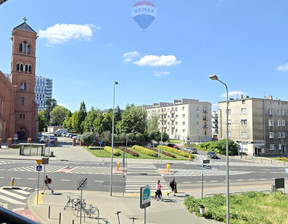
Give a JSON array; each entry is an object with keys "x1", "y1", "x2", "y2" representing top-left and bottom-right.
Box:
[
  {"x1": 36, "y1": 165, "x2": 42, "y2": 171},
  {"x1": 140, "y1": 185, "x2": 151, "y2": 209},
  {"x1": 238, "y1": 145, "x2": 241, "y2": 151},
  {"x1": 203, "y1": 165, "x2": 212, "y2": 170},
  {"x1": 275, "y1": 178, "x2": 285, "y2": 189},
  {"x1": 77, "y1": 178, "x2": 88, "y2": 190},
  {"x1": 42, "y1": 158, "x2": 49, "y2": 165},
  {"x1": 99, "y1": 141, "x2": 102, "y2": 145},
  {"x1": 36, "y1": 159, "x2": 43, "y2": 165},
  {"x1": 203, "y1": 160, "x2": 210, "y2": 164},
  {"x1": 187, "y1": 141, "x2": 190, "y2": 146}
]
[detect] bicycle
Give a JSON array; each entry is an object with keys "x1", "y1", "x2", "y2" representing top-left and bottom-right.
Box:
[
  {"x1": 73, "y1": 199, "x2": 86, "y2": 217},
  {"x1": 64, "y1": 194, "x2": 80, "y2": 210},
  {"x1": 83, "y1": 204, "x2": 99, "y2": 218}
]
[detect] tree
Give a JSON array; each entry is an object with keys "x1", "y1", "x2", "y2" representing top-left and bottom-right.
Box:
[
  {"x1": 147, "y1": 114, "x2": 159, "y2": 133},
  {"x1": 80, "y1": 132, "x2": 94, "y2": 147},
  {"x1": 63, "y1": 110, "x2": 72, "y2": 130},
  {"x1": 71, "y1": 111, "x2": 79, "y2": 132},
  {"x1": 118, "y1": 105, "x2": 147, "y2": 135},
  {"x1": 93, "y1": 112, "x2": 112, "y2": 134},
  {"x1": 76, "y1": 101, "x2": 87, "y2": 133},
  {"x1": 38, "y1": 110, "x2": 47, "y2": 132},
  {"x1": 50, "y1": 105, "x2": 68, "y2": 126},
  {"x1": 82, "y1": 110, "x2": 101, "y2": 132},
  {"x1": 162, "y1": 132, "x2": 169, "y2": 142},
  {"x1": 44, "y1": 98, "x2": 57, "y2": 125}
]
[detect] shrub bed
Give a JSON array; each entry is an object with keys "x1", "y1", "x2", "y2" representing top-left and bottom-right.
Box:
[
  {"x1": 146, "y1": 146, "x2": 176, "y2": 158},
  {"x1": 104, "y1": 146, "x2": 120, "y2": 156},
  {"x1": 132, "y1": 145, "x2": 155, "y2": 157},
  {"x1": 157, "y1": 145, "x2": 192, "y2": 158},
  {"x1": 119, "y1": 146, "x2": 139, "y2": 157}
]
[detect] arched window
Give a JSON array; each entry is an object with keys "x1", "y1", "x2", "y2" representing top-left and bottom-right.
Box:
[
  {"x1": 20, "y1": 64, "x2": 23, "y2": 72},
  {"x1": 25, "y1": 64, "x2": 28, "y2": 73},
  {"x1": 19, "y1": 41, "x2": 30, "y2": 54},
  {"x1": 28, "y1": 65, "x2": 32, "y2": 73},
  {"x1": 23, "y1": 41, "x2": 27, "y2": 53},
  {"x1": 17, "y1": 63, "x2": 24, "y2": 72},
  {"x1": 19, "y1": 43, "x2": 23, "y2": 52},
  {"x1": 27, "y1": 45, "x2": 30, "y2": 54}
]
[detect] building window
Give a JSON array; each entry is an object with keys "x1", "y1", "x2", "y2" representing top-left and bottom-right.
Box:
[
  {"x1": 283, "y1": 132, "x2": 286, "y2": 138},
  {"x1": 269, "y1": 119, "x2": 274, "y2": 126},
  {"x1": 19, "y1": 41, "x2": 30, "y2": 54},
  {"x1": 278, "y1": 132, "x2": 282, "y2": 138},
  {"x1": 21, "y1": 97, "x2": 24, "y2": 105},
  {"x1": 182, "y1": 114, "x2": 185, "y2": 118},
  {"x1": 282, "y1": 110, "x2": 285, "y2": 116},
  {"x1": 268, "y1": 109, "x2": 273, "y2": 115},
  {"x1": 17, "y1": 63, "x2": 24, "y2": 72},
  {"x1": 176, "y1": 122, "x2": 178, "y2": 125},
  {"x1": 175, "y1": 107, "x2": 178, "y2": 111},
  {"x1": 282, "y1": 120, "x2": 285, "y2": 126},
  {"x1": 182, "y1": 129, "x2": 185, "y2": 133},
  {"x1": 269, "y1": 132, "x2": 274, "y2": 138},
  {"x1": 278, "y1": 109, "x2": 281, "y2": 115},
  {"x1": 23, "y1": 114, "x2": 25, "y2": 120},
  {"x1": 182, "y1": 122, "x2": 185, "y2": 125},
  {"x1": 241, "y1": 119, "x2": 247, "y2": 126},
  {"x1": 20, "y1": 114, "x2": 22, "y2": 120},
  {"x1": 196, "y1": 106, "x2": 200, "y2": 111},
  {"x1": 176, "y1": 115, "x2": 178, "y2": 118},
  {"x1": 182, "y1": 106, "x2": 185, "y2": 111},
  {"x1": 241, "y1": 132, "x2": 247, "y2": 138},
  {"x1": 241, "y1": 108, "x2": 247, "y2": 114},
  {"x1": 279, "y1": 144, "x2": 282, "y2": 150},
  {"x1": 278, "y1": 120, "x2": 281, "y2": 126},
  {"x1": 270, "y1": 144, "x2": 275, "y2": 150},
  {"x1": 20, "y1": 82, "x2": 26, "y2": 90}
]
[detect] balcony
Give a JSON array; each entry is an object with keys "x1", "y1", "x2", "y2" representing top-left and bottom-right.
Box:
[{"x1": 203, "y1": 109, "x2": 208, "y2": 113}]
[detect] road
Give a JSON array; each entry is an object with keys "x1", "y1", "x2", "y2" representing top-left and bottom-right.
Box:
[{"x1": 0, "y1": 145, "x2": 286, "y2": 212}]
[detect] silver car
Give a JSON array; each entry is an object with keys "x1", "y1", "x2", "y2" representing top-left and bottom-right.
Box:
[{"x1": 187, "y1": 147, "x2": 197, "y2": 154}]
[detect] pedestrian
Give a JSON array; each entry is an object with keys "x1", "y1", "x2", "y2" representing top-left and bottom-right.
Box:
[
  {"x1": 155, "y1": 180, "x2": 163, "y2": 201},
  {"x1": 167, "y1": 178, "x2": 177, "y2": 196},
  {"x1": 42, "y1": 175, "x2": 54, "y2": 194}
]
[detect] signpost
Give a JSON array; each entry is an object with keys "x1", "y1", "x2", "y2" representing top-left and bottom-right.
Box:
[
  {"x1": 42, "y1": 158, "x2": 49, "y2": 189},
  {"x1": 36, "y1": 159, "x2": 43, "y2": 205},
  {"x1": 201, "y1": 159, "x2": 211, "y2": 199},
  {"x1": 274, "y1": 178, "x2": 285, "y2": 198},
  {"x1": 77, "y1": 178, "x2": 88, "y2": 224},
  {"x1": 140, "y1": 186, "x2": 151, "y2": 224}
]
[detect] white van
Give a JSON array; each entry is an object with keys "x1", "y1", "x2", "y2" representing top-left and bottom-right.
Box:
[{"x1": 54, "y1": 129, "x2": 68, "y2": 136}]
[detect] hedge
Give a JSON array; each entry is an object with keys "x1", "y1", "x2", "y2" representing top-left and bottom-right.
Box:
[
  {"x1": 132, "y1": 145, "x2": 155, "y2": 157},
  {"x1": 119, "y1": 146, "x2": 139, "y2": 157},
  {"x1": 157, "y1": 145, "x2": 192, "y2": 158},
  {"x1": 104, "y1": 146, "x2": 120, "y2": 156},
  {"x1": 146, "y1": 146, "x2": 176, "y2": 158}
]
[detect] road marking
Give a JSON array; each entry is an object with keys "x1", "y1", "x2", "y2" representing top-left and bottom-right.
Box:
[
  {"x1": 248, "y1": 179, "x2": 255, "y2": 181},
  {"x1": 236, "y1": 179, "x2": 244, "y2": 181},
  {"x1": 259, "y1": 178, "x2": 267, "y2": 180},
  {"x1": 94, "y1": 180, "x2": 104, "y2": 183},
  {"x1": 16, "y1": 190, "x2": 31, "y2": 195},
  {"x1": 1, "y1": 191, "x2": 27, "y2": 200},
  {"x1": 27, "y1": 178, "x2": 36, "y2": 180},
  {"x1": 0, "y1": 177, "x2": 4, "y2": 179},
  {"x1": 0, "y1": 194, "x2": 25, "y2": 205},
  {"x1": 197, "y1": 181, "x2": 206, "y2": 183},
  {"x1": 61, "y1": 179, "x2": 70, "y2": 182},
  {"x1": 183, "y1": 181, "x2": 192, "y2": 184},
  {"x1": 34, "y1": 192, "x2": 43, "y2": 204},
  {"x1": 210, "y1": 180, "x2": 218, "y2": 182}
]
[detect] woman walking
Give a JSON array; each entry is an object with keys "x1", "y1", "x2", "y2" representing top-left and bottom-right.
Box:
[{"x1": 155, "y1": 180, "x2": 163, "y2": 201}]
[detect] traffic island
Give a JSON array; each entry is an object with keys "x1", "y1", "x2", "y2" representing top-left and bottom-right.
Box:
[{"x1": 157, "y1": 169, "x2": 174, "y2": 175}]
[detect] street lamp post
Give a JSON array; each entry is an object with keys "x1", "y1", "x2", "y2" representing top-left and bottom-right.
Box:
[
  {"x1": 110, "y1": 81, "x2": 118, "y2": 196},
  {"x1": 209, "y1": 74, "x2": 230, "y2": 224}
]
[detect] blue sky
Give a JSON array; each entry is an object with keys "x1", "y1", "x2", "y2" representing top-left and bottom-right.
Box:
[{"x1": 1, "y1": 0, "x2": 288, "y2": 112}]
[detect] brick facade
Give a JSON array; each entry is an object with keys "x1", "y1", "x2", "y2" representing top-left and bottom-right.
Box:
[{"x1": 0, "y1": 21, "x2": 38, "y2": 141}]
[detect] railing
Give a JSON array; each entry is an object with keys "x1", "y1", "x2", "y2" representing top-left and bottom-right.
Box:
[{"x1": 0, "y1": 206, "x2": 39, "y2": 224}]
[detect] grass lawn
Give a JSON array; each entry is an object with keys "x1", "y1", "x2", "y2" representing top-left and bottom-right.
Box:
[
  {"x1": 169, "y1": 139, "x2": 184, "y2": 144},
  {"x1": 86, "y1": 146, "x2": 189, "y2": 160},
  {"x1": 184, "y1": 191, "x2": 288, "y2": 224}
]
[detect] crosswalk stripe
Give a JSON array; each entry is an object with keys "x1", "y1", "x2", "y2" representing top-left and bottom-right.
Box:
[
  {"x1": 1, "y1": 191, "x2": 27, "y2": 200},
  {"x1": 16, "y1": 190, "x2": 31, "y2": 195},
  {"x1": 0, "y1": 194, "x2": 25, "y2": 205}
]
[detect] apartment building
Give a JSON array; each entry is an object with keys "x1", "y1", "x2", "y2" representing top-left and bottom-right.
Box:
[
  {"x1": 211, "y1": 111, "x2": 218, "y2": 140},
  {"x1": 218, "y1": 95, "x2": 288, "y2": 156},
  {"x1": 143, "y1": 98, "x2": 212, "y2": 142},
  {"x1": 35, "y1": 76, "x2": 53, "y2": 111}
]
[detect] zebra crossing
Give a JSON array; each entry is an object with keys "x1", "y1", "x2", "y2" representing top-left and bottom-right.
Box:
[
  {"x1": 0, "y1": 187, "x2": 33, "y2": 211},
  {"x1": 125, "y1": 164, "x2": 169, "y2": 193},
  {"x1": 8, "y1": 165, "x2": 68, "y2": 173},
  {"x1": 171, "y1": 169, "x2": 251, "y2": 177},
  {"x1": 67, "y1": 166, "x2": 110, "y2": 174},
  {"x1": 188, "y1": 161, "x2": 284, "y2": 167},
  {"x1": 0, "y1": 161, "x2": 15, "y2": 165}
]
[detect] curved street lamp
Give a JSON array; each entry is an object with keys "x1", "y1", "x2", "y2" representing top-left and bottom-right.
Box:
[
  {"x1": 209, "y1": 74, "x2": 230, "y2": 224},
  {"x1": 110, "y1": 81, "x2": 118, "y2": 196}
]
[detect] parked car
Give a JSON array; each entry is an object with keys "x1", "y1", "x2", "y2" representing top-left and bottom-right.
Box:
[
  {"x1": 187, "y1": 147, "x2": 197, "y2": 154},
  {"x1": 168, "y1": 143, "x2": 180, "y2": 149},
  {"x1": 207, "y1": 151, "x2": 219, "y2": 159},
  {"x1": 38, "y1": 135, "x2": 55, "y2": 143},
  {"x1": 54, "y1": 128, "x2": 68, "y2": 137},
  {"x1": 66, "y1": 133, "x2": 72, "y2": 138}
]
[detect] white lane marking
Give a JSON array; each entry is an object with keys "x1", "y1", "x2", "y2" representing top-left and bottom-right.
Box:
[
  {"x1": 248, "y1": 179, "x2": 255, "y2": 181},
  {"x1": 0, "y1": 177, "x2": 4, "y2": 179},
  {"x1": 94, "y1": 180, "x2": 104, "y2": 183},
  {"x1": 183, "y1": 182, "x2": 192, "y2": 184},
  {"x1": 27, "y1": 178, "x2": 36, "y2": 180},
  {"x1": 1, "y1": 191, "x2": 27, "y2": 200},
  {"x1": 259, "y1": 178, "x2": 267, "y2": 180},
  {"x1": 236, "y1": 179, "x2": 244, "y2": 181},
  {"x1": 210, "y1": 180, "x2": 218, "y2": 182},
  {"x1": 0, "y1": 194, "x2": 25, "y2": 204},
  {"x1": 61, "y1": 179, "x2": 70, "y2": 182},
  {"x1": 16, "y1": 190, "x2": 30, "y2": 195}
]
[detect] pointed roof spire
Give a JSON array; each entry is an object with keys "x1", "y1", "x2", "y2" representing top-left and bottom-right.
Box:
[{"x1": 14, "y1": 18, "x2": 36, "y2": 33}]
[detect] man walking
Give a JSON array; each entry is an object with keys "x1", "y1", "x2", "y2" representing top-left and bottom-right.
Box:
[{"x1": 42, "y1": 175, "x2": 54, "y2": 194}]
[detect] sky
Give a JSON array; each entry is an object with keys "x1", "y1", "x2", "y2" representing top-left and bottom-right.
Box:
[{"x1": 1, "y1": 0, "x2": 288, "y2": 112}]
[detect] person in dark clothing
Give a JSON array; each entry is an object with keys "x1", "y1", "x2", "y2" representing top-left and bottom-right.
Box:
[
  {"x1": 42, "y1": 175, "x2": 54, "y2": 194},
  {"x1": 167, "y1": 178, "x2": 177, "y2": 196}
]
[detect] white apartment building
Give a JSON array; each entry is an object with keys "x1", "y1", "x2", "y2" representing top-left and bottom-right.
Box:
[
  {"x1": 143, "y1": 98, "x2": 212, "y2": 142},
  {"x1": 35, "y1": 76, "x2": 53, "y2": 111},
  {"x1": 211, "y1": 110, "x2": 218, "y2": 140}
]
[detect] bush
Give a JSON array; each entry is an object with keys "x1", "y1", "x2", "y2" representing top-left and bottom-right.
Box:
[
  {"x1": 200, "y1": 139, "x2": 238, "y2": 156},
  {"x1": 157, "y1": 145, "x2": 192, "y2": 158},
  {"x1": 119, "y1": 146, "x2": 139, "y2": 157},
  {"x1": 146, "y1": 146, "x2": 176, "y2": 158},
  {"x1": 81, "y1": 132, "x2": 94, "y2": 146},
  {"x1": 104, "y1": 146, "x2": 120, "y2": 156},
  {"x1": 132, "y1": 145, "x2": 155, "y2": 157}
]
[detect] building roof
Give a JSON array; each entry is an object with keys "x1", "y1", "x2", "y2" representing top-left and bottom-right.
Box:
[{"x1": 14, "y1": 22, "x2": 36, "y2": 33}]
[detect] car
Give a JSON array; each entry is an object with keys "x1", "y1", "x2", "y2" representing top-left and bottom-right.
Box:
[
  {"x1": 38, "y1": 135, "x2": 55, "y2": 143},
  {"x1": 207, "y1": 151, "x2": 219, "y2": 159},
  {"x1": 66, "y1": 133, "x2": 72, "y2": 138},
  {"x1": 167, "y1": 143, "x2": 180, "y2": 149},
  {"x1": 187, "y1": 147, "x2": 197, "y2": 154}
]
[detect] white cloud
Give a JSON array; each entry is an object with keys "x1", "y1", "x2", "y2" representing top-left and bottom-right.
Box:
[
  {"x1": 107, "y1": 44, "x2": 114, "y2": 47},
  {"x1": 38, "y1": 24, "x2": 100, "y2": 44},
  {"x1": 134, "y1": 55, "x2": 181, "y2": 67},
  {"x1": 123, "y1": 51, "x2": 140, "y2": 62},
  {"x1": 154, "y1": 71, "x2": 170, "y2": 77},
  {"x1": 277, "y1": 62, "x2": 288, "y2": 71},
  {"x1": 221, "y1": 91, "x2": 248, "y2": 98}
]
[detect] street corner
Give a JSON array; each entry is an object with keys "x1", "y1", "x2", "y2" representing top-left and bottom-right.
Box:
[
  {"x1": 14, "y1": 209, "x2": 39, "y2": 222},
  {"x1": 34, "y1": 191, "x2": 43, "y2": 204},
  {"x1": 157, "y1": 169, "x2": 174, "y2": 175}
]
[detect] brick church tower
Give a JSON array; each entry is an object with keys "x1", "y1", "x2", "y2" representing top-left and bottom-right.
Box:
[{"x1": 10, "y1": 19, "x2": 38, "y2": 140}]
